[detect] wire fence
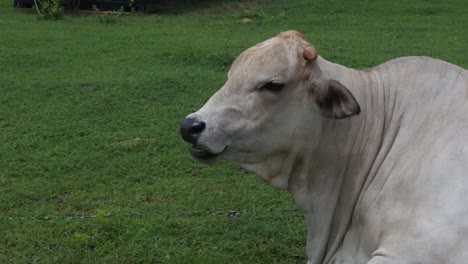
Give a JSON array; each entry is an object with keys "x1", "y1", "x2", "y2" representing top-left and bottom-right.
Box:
[{"x1": 4, "y1": 208, "x2": 302, "y2": 221}]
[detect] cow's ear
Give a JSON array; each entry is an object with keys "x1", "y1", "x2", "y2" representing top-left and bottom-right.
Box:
[{"x1": 312, "y1": 80, "x2": 361, "y2": 119}]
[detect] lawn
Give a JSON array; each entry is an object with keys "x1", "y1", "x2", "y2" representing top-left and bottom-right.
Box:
[{"x1": 0, "y1": 0, "x2": 467, "y2": 263}]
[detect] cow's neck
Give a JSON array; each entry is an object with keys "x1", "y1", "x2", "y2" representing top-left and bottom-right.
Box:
[{"x1": 288, "y1": 57, "x2": 388, "y2": 264}]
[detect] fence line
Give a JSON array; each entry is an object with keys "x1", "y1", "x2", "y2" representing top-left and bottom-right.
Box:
[{"x1": 4, "y1": 208, "x2": 302, "y2": 221}]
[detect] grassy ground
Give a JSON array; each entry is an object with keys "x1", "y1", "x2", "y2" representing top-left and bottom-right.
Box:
[{"x1": 0, "y1": 0, "x2": 467, "y2": 263}]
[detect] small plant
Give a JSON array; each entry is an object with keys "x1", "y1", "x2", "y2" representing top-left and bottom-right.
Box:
[
  {"x1": 35, "y1": 0, "x2": 64, "y2": 20},
  {"x1": 95, "y1": 209, "x2": 111, "y2": 223},
  {"x1": 73, "y1": 232, "x2": 91, "y2": 245},
  {"x1": 72, "y1": 210, "x2": 119, "y2": 250}
]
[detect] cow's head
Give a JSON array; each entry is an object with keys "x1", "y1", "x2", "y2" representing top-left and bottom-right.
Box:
[{"x1": 180, "y1": 31, "x2": 360, "y2": 189}]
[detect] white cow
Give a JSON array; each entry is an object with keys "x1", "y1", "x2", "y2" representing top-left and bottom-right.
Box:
[{"x1": 180, "y1": 31, "x2": 468, "y2": 264}]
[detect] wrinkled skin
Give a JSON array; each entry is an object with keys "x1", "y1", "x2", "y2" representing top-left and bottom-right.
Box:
[{"x1": 181, "y1": 31, "x2": 468, "y2": 264}]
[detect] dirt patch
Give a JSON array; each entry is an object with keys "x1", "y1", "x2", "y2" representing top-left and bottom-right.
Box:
[
  {"x1": 240, "y1": 18, "x2": 253, "y2": 24},
  {"x1": 183, "y1": 0, "x2": 258, "y2": 16}
]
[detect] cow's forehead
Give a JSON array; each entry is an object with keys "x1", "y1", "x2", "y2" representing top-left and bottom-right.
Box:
[
  {"x1": 233, "y1": 38, "x2": 284, "y2": 67},
  {"x1": 228, "y1": 37, "x2": 291, "y2": 80}
]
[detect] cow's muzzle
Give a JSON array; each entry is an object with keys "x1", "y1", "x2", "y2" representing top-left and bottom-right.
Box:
[
  {"x1": 180, "y1": 117, "x2": 227, "y2": 163},
  {"x1": 180, "y1": 117, "x2": 206, "y2": 145}
]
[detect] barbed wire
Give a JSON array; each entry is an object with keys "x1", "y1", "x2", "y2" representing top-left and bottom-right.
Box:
[{"x1": 3, "y1": 208, "x2": 302, "y2": 221}]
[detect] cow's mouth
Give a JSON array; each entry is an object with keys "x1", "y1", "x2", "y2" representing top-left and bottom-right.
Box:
[{"x1": 190, "y1": 146, "x2": 226, "y2": 163}]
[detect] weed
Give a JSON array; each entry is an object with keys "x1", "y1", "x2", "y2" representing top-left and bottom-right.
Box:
[
  {"x1": 95, "y1": 209, "x2": 111, "y2": 223},
  {"x1": 36, "y1": 0, "x2": 63, "y2": 20},
  {"x1": 74, "y1": 232, "x2": 91, "y2": 246}
]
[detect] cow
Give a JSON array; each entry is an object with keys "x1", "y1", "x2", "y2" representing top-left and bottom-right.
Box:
[{"x1": 179, "y1": 30, "x2": 468, "y2": 264}]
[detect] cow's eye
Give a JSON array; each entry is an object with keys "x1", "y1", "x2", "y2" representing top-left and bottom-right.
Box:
[{"x1": 260, "y1": 82, "x2": 285, "y2": 93}]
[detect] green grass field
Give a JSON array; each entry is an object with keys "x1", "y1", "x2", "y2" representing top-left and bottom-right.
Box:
[{"x1": 1, "y1": 0, "x2": 467, "y2": 263}]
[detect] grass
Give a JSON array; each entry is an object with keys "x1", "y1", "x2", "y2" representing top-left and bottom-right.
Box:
[{"x1": 0, "y1": 0, "x2": 467, "y2": 263}]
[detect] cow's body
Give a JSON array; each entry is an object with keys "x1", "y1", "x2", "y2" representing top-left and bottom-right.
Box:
[
  {"x1": 180, "y1": 31, "x2": 468, "y2": 264},
  {"x1": 298, "y1": 56, "x2": 468, "y2": 264}
]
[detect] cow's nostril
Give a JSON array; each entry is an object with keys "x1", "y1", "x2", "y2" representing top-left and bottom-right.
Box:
[
  {"x1": 180, "y1": 118, "x2": 206, "y2": 145},
  {"x1": 189, "y1": 121, "x2": 205, "y2": 134}
]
